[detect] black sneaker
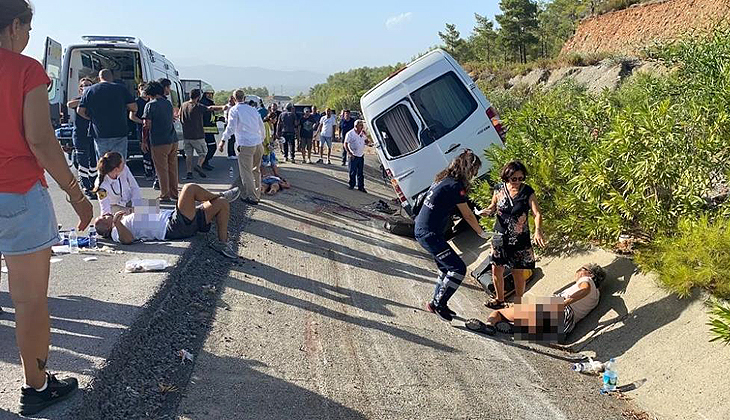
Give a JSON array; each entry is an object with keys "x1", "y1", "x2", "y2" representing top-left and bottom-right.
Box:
[
  {"x1": 186, "y1": 172, "x2": 194, "y2": 180},
  {"x1": 358, "y1": 188, "x2": 367, "y2": 193},
  {"x1": 426, "y1": 301, "x2": 453, "y2": 322},
  {"x1": 194, "y1": 165, "x2": 207, "y2": 178},
  {"x1": 19, "y1": 373, "x2": 78, "y2": 416}
]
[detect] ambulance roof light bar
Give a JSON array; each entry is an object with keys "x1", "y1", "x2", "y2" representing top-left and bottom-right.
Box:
[{"x1": 81, "y1": 36, "x2": 137, "y2": 44}]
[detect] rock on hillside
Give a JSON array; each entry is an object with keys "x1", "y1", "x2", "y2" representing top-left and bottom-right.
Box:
[
  {"x1": 506, "y1": 59, "x2": 664, "y2": 93},
  {"x1": 562, "y1": 0, "x2": 730, "y2": 56}
]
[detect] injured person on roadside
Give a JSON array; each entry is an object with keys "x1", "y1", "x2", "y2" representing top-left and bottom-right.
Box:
[
  {"x1": 465, "y1": 264, "x2": 606, "y2": 343},
  {"x1": 93, "y1": 184, "x2": 241, "y2": 259}
]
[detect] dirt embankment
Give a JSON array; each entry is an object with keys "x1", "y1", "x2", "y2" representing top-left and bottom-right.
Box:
[{"x1": 562, "y1": 0, "x2": 730, "y2": 56}]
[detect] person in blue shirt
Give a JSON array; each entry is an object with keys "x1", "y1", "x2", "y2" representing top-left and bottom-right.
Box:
[{"x1": 415, "y1": 150, "x2": 491, "y2": 322}]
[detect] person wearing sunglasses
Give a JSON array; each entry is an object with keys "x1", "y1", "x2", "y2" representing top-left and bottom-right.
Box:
[
  {"x1": 67, "y1": 77, "x2": 98, "y2": 198},
  {"x1": 482, "y1": 160, "x2": 545, "y2": 309}
]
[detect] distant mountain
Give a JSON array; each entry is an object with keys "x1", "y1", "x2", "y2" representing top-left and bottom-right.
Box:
[{"x1": 176, "y1": 65, "x2": 327, "y2": 96}]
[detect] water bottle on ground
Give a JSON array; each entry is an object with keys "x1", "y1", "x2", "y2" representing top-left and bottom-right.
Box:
[
  {"x1": 601, "y1": 358, "x2": 618, "y2": 393},
  {"x1": 571, "y1": 358, "x2": 604, "y2": 374},
  {"x1": 69, "y1": 228, "x2": 79, "y2": 254},
  {"x1": 88, "y1": 225, "x2": 97, "y2": 249}
]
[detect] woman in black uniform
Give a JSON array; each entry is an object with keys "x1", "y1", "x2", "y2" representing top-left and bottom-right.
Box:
[
  {"x1": 483, "y1": 161, "x2": 545, "y2": 309},
  {"x1": 415, "y1": 150, "x2": 491, "y2": 322}
]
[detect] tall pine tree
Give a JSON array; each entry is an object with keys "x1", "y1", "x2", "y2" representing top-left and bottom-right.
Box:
[
  {"x1": 496, "y1": 0, "x2": 540, "y2": 63},
  {"x1": 469, "y1": 13, "x2": 499, "y2": 62}
]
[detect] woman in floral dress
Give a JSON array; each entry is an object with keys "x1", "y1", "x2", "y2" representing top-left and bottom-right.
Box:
[{"x1": 483, "y1": 161, "x2": 545, "y2": 309}]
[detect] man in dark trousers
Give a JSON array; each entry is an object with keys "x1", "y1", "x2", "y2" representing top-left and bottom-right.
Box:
[
  {"x1": 339, "y1": 109, "x2": 355, "y2": 166},
  {"x1": 277, "y1": 103, "x2": 298, "y2": 163},
  {"x1": 199, "y1": 89, "x2": 219, "y2": 170}
]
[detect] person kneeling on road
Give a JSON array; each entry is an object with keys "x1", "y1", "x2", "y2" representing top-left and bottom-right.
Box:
[
  {"x1": 416, "y1": 150, "x2": 492, "y2": 322},
  {"x1": 93, "y1": 184, "x2": 241, "y2": 258},
  {"x1": 260, "y1": 154, "x2": 290, "y2": 195},
  {"x1": 466, "y1": 264, "x2": 605, "y2": 339}
]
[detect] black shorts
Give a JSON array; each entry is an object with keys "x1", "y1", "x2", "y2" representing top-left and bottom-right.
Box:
[{"x1": 165, "y1": 205, "x2": 211, "y2": 240}]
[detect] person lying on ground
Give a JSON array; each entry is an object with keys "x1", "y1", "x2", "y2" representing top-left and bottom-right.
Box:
[
  {"x1": 260, "y1": 155, "x2": 290, "y2": 195},
  {"x1": 466, "y1": 264, "x2": 606, "y2": 339},
  {"x1": 93, "y1": 184, "x2": 241, "y2": 258},
  {"x1": 93, "y1": 151, "x2": 141, "y2": 215}
]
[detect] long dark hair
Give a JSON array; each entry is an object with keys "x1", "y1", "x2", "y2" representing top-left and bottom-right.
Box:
[
  {"x1": 93, "y1": 152, "x2": 123, "y2": 193},
  {"x1": 0, "y1": 0, "x2": 32, "y2": 31},
  {"x1": 434, "y1": 149, "x2": 482, "y2": 191}
]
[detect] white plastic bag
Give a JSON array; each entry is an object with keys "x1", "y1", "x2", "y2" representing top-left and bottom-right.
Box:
[{"x1": 124, "y1": 259, "x2": 170, "y2": 273}]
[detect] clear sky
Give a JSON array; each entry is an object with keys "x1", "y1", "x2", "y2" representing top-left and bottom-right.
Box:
[{"x1": 25, "y1": 0, "x2": 500, "y2": 75}]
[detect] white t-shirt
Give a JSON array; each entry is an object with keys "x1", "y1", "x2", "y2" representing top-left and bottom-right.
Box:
[
  {"x1": 96, "y1": 165, "x2": 142, "y2": 215},
  {"x1": 111, "y1": 210, "x2": 173, "y2": 242},
  {"x1": 559, "y1": 276, "x2": 599, "y2": 323},
  {"x1": 319, "y1": 115, "x2": 337, "y2": 137},
  {"x1": 345, "y1": 129, "x2": 367, "y2": 157}
]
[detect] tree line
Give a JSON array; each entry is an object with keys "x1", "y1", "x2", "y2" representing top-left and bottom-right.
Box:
[
  {"x1": 297, "y1": 0, "x2": 649, "y2": 110},
  {"x1": 212, "y1": 86, "x2": 270, "y2": 105}
]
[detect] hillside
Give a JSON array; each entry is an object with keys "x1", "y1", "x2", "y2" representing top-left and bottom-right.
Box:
[
  {"x1": 177, "y1": 65, "x2": 327, "y2": 96},
  {"x1": 562, "y1": 0, "x2": 730, "y2": 56}
]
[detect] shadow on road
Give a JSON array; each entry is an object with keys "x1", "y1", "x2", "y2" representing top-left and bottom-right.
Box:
[{"x1": 180, "y1": 355, "x2": 368, "y2": 420}]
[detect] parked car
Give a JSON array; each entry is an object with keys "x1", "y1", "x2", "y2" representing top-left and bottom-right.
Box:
[
  {"x1": 360, "y1": 48, "x2": 506, "y2": 217},
  {"x1": 44, "y1": 35, "x2": 186, "y2": 158}
]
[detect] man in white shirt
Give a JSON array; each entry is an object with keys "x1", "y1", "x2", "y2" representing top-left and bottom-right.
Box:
[
  {"x1": 344, "y1": 120, "x2": 368, "y2": 193},
  {"x1": 92, "y1": 184, "x2": 241, "y2": 258},
  {"x1": 220, "y1": 89, "x2": 265, "y2": 205},
  {"x1": 316, "y1": 108, "x2": 337, "y2": 165}
]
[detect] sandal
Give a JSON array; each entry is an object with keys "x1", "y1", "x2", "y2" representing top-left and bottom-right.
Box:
[
  {"x1": 465, "y1": 319, "x2": 496, "y2": 336},
  {"x1": 495, "y1": 321, "x2": 514, "y2": 334},
  {"x1": 484, "y1": 298, "x2": 507, "y2": 309}
]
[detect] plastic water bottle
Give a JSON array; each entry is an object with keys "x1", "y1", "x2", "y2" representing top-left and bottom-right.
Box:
[
  {"x1": 228, "y1": 166, "x2": 234, "y2": 179},
  {"x1": 88, "y1": 225, "x2": 97, "y2": 249},
  {"x1": 69, "y1": 228, "x2": 79, "y2": 254},
  {"x1": 571, "y1": 359, "x2": 604, "y2": 374},
  {"x1": 601, "y1": 358, "x2": 618, "y2": 393}
]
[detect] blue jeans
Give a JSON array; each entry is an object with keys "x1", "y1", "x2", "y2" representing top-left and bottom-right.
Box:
[
  {"x1": 73, "y1": 134, "x2": 97, "y2": 192},
  {"x1": 0, "y1": 181, "x2": 60, "y2": 255},
  {"x1": 416, "y1": 231, "x2": 466, "y2": 308},
  {"x1": 95, "y1": 136, "x2": 128, "y2": 160},
  {"x1": 348, "y1": 155, "x2": 364, "y2": 189}
]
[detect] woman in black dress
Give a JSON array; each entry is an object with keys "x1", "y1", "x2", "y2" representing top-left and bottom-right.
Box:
[{"x1": 483, "y1": 161, "x2": 545, "y2": 309}]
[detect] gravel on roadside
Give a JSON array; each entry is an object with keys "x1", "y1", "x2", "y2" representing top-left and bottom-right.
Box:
[{"x1": 64, "y1": 203, "x2": 251, "y2": 420}]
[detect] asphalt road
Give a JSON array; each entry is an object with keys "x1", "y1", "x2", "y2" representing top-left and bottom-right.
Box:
[
  {"x1": 0, "y1": 145, "x2": 630, "y2": 419},
  {"x1": 177, "y1": 152, "x2": 630, "y2": 420},
  {"x1": 0, "y1": 151, "x2": 238, "y2": 419}
]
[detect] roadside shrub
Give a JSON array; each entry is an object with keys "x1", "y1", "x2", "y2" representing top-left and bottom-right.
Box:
[
  {"x1": 708, "y1": 299, "x2": 730, "y2": 345},
  {"x1": 635, "y1": 217, "x2": 730, "y2": 299},
  {"x1": 479, "y1": 31, "x2": 730, "y2": 246}
]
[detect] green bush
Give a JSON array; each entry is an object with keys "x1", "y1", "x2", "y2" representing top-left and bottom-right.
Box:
[
  {"x1": 480, "y1": 31, "x2": 730, "y2": 246},
  {"x1": 708, "y1": 300, "x2": 730, "y2": 345},
  {"x1": 635, "y1": 217, "x2": 730, "y2": 299}
]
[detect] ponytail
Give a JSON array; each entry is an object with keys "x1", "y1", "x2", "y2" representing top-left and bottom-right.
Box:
[{"x1": 93, "y1": 152, "x2": 123, "y2": 193}]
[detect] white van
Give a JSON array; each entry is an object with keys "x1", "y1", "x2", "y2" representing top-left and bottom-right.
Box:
[
  {"x1": 360, "y1": 49, "x2": 506, "y2": 217},
  {"x1": 43, "y1": 36, "x2": 186, "y2": 157}
]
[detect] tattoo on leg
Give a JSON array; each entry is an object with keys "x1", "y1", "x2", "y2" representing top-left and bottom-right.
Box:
[{"x1": 36, "y1": 358, "x2": 47, "y2": 372}]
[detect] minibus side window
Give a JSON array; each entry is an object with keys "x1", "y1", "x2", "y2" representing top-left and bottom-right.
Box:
[
  {"x1": 375, "y1": 103, "x2": 421, "y2": 158},
  {"x1": 411, "y1": 72, "x2": 477, "y2": 142}
]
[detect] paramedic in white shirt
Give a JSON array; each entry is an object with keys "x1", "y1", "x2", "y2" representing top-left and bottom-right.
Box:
[
  {"x1": 344, "y1": 120, "x2": 368, "y2": 193},
  {"x1": 220, "y1": 89, "x2": 265, "y2": 205},
  {"x1": 317, "y1": 108, "x2": 337, "y2": 164},
  {"x1": 92, "y1": 184, "x2": 241, "y2": 259},
  {"x1": 93, "y1": 152, "x2": 142, "y2": 215},
  {"x1": 466, "y1": 264, "x2": 606, "y2": 340}
]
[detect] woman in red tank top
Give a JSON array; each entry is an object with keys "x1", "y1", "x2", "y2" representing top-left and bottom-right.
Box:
[{"x1": 0, "y1": 1, "x2": 93, "y2": 415}]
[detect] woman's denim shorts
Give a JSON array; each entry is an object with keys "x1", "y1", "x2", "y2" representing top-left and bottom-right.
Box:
[{"x1": 0, "y1": 181, "x2": 60, "y2": 255}]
